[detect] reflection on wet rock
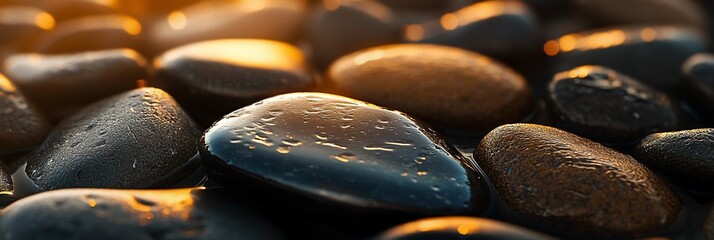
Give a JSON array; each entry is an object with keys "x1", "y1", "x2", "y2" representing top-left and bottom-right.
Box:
[
  {"x1": 376, "y1": 216, "x2": 555, "y2": 240},
  {"x1": 0, "y1": 188, "x2": 285, "y2": 240},
  {"x1": 327, "y1": 44, "x2": 532, "y2": 132},
  {"x1": 475, "y1": 124, "x2": 682, "y2": 239},
  {"x1": 25, "y1": 88, "x2": 202, "y2": 190},
  {"x1": 0, "y1": 6, "x2": 54, "y2": 55},
  {"x1": 32, "y1": 14, "x2": 143, "y2": 54},
  {"x1": 201, "y1": 92, "x2": 489, "y2": 231},
  {"x1": 547, "y1": 66, "x2": 690, "y2": 143},
  {"x1": 0, "y1": 74, "x2": 49, "y2": 156},
  {"x1": 153, "y1": 39, "x2": 314, "y2": 126},
  {"x1": 574, "y1": 0, "x2": 706, "y2": 29}
]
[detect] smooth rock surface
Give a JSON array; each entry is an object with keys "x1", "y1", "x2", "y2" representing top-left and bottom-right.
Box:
[
  {"x1": 376, "y1": 216, "x2": 556, "y2": 240},
  {"x1": 32, "y1": 14, "x2": 142, "y2": 54},
  {"x1": 548, "y1": 26, "x2": 707, "y2": 91},
  {"x1": 153, "y1": 39, "x2": 314, "y2": 126},
  {"x1": 635, "y1": 128, "x2": 714, "y2": 191},
  {"x1": 327, "y1": 44, "x2": 532, "y2": 132},
  {"x1": 307, "y1": 0, "x2": 401, "y2": 69},
  {"x1": 201, "y1": 92, "x2": 489, "y2": 224},
  {"x1": 0, "y1": 188, "x2": 285, "y2": 240},
  {"x1": 547, "y1": 66, "x2": 689, "y2": 142},
  {"x1": 148, "y1": 0, "x2": 306, "y2": 57},
  {"x1": 475, "y1": 123, "x2": 682, "y2": 238},
  {"x1": 0, "y1": 6, "x2": 55, "y2": 54},
  {"x1": 0, "y1": 74, "x2": 49, "y2": 155},
  {"x1": 682, "y1": 53, "x2": 714, "y2": 119},
  {"x1": 25, "y1": 87, "x2": 202, "y2": 190},
  {"x1": 574, "y1": 0, "x2": 706, "y2": 29},
  {"x1": 377, "y1": 0, "x2": 445, "y2": 9},
  {"x1": 3, "y1": 49, "x2": 147, "y2": 122},
  {"x1": 408, "y1": 1, "x2": 540, "y2": 60}
]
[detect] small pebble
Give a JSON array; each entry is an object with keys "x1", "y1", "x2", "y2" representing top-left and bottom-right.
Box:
[
  {"x1": 25, "y1": 87, "x2": 202, "y2": 190},
  {"x1": 475, "y1": 123, "x2": 682, "y2": 239},
  {"x1": 327, "y1": 44, "x2": 533, "y2": 132},
  {"x1": 635, "y1": 128, "x2": 714, "y2": 191},
  {"x1": 547, "y1": 65, "x2": 690, "y2": 142},
  {"x1": 153, "y1": 39, "x2": 314, "y2": 126},
  {"x1": 32, "y1": 14, "x2": 143, "y2": 54},
  {"x1": 0, "y1": 74, "x2": 49, "y2": 155},
  {"x1": 375, "y1": 216, "x2": 556, "y2": 240},
  {"x1": 0, "y1": 188, "x2": 285, "y2": 240}
]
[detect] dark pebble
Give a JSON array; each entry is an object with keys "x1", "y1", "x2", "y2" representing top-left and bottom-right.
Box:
[
  {"x1": 327, "y1": 44, "x2": 532, "y2": 133},
  {"x1": 547, "y1": 65, "x2": 690, "y2": 143},
  {"x1": 635, "y1": 128, "x2": 714, "y2": 191},
  {"x1": 475, "y1": 123, "x2": 682, "y2": 239},
  {"x1": 0, "y1": 6, "x2": 54, "y2": 54},
  {"x1": 153, "y1": 39, "x2": 314, "y2": 126},
  {"x1": 375, "y1": 216, "x2": 556, "y2": 240},
  {"x1": 0, "y1": 188, "x2": 285, "y2": 240},
  {"x1": 706, "y1": 206, "x2": 714, "y2": 239},
  {"x1": 200, "y1": 92, "x2": 489, "y2": 232},
  {"x1": 0, "y1": 74, "x2": 49, "y2": 155},
  {"x1": 3, "y1": 49, "x2": 147, "y2": 122},
  {"x1": 0, "y1": 165, "x2": 11, "y2": 198},
  {"x1": 682, "y1": 53, "x2": 714, "y2": 120},
  {"x1": 574, "y1": 0, "x2": 706, "y2": 29},
  {"x1": 547, "y1": 25, "x2": 707, "y2": 91},
  {"x1": 25, "y1": 87, "x2": 202, "y2": 190},
  {"x1": 32, "y1": 14, "x2": 142, "y2": 54}
]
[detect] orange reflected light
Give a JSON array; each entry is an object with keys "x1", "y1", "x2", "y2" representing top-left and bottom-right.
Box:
[
  {"x1": 440, "y1": 13, "x2": 459, "y2": 31},
  {"x1": 34, "y1": 12, "x2": 55, "y2": 30},
  {"x1": 168, "y1": 11, "x2": 187, "y2": 30},
  {"x1": 551, "y1": 29, "x2": 629, "y2": 55},
  {"x1": 543, "y1": 40, "x2": 559, "y2": 56},
  {"x1": 405, "y1": 25, "x2": 425, "y2": 41},
  {"x1": 122, "y1": 17, "x2": 142, "y2": 35},
  {"x1": 640, "y1": 27, "x2": 657, "y2": 42},
  {"x1": 567, "y1": 66, "x2": 595, "y2": 79}
]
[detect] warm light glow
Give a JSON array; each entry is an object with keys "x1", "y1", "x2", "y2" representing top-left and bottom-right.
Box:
[
  {"x1": 558, "y1": 34, "x2": 577, "y2": 52},
  {"x1": 34, "y1": 12, "x2": 55, "y2": 30},
  {"x1": 567, "y1": 66, "x2": 595, "y2": 79},
  {"x1": 553, "y1": 29, "x2": 628, "y2": 54},
  {"x1": 323, "y1": 0, "x2": 340, "y2": 11},
  {"x1": 448, "y1": 1, "x2": 513, "y2": 27},
  {"x1": 88, "y1": 199, "x2": 97, "y2": 207},
  {"x1": 0, "y1": 191, "x2": 13, "y2": 195},
  {"x1": 640, "y1": 27, "x2": 657, "y2": 42},
  {"x1": 168, "y1": 11, "x2": 187, "y2": 30},
  {"x1": 122, "y1": 17, "x2": 142, "y2": 35},
  {"x1": 440, "y1": 13, "x2": 459, "y2": 31},
  {"x1": 543, "y1": 40, "x2": 559, "y2": 56},
  {"x1": 457, "y1": 224, "x2": 474, "y2": 235},
  {"x1": 352, "y1": 50, "x2": 385, "y2": 65},
  {"x1": 405, "y1": 24, "x2": 424, "y2": 41},
  {"x1": 0, "y1": 75, "x2": 16, "y2": 92}
]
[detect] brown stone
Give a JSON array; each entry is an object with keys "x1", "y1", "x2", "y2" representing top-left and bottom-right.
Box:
[
  {"x1": 376, "y1": 216, "x2": 556, "y2": 240},
  {"x1": 32, "y1": 14, "x2": 142, "y2": 54}
]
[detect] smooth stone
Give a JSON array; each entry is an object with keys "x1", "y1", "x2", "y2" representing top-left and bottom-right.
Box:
[
  {"x1": 546, "y1": 66, "x2": 690, "y2": 143},
  {"x1": 375, "y1": 216, "x2": 556, "y2": 240},
  {"x1": 32, "y1": 14, "x2": 142, "y2": 54},
  {"x1": 407, "y1": 1, "x2": 540, "y2": 60},
  {"x1": 25, "y1": 87, "x2": 202, "y2": 190},
  {"x1": 475, "y1": 123, "x2": 682, "y2": 239},
  {"x1": 0, "y1": 6, "x2": 55, "y2": 53},
  {"x1": 574, "y1": 0, "x2": 706, "y2": 29},
  {"x1": 201, "y1": 92, "x2": 489, "y2": 231},
  {"x1": 148, "y1": 0, "x2": 306, "y2": 57},
  {"x1": 307, "y1": 0, "x2": 401, "y2": 69},
  {"x1": 548, "y1": 25, "x2": 707, "y2": 91},
  {"x1": 682, "y1": 53, "x2": 714, "y2": 119},
  {"x1": 0, "y1": 188, "x2": 285, "y2": 240},
  {"x1": 3, "y1": 49, "x2": 147, "y2": 123},
  {"x1": 0, "y1": 74, "x2": 49, "y2": 155},
  {"x1": 153, "y1": 39, "x2": 314, "y2": 126},
  {"x1": 377, "y1": 0, "x2": 446, "y2": 9},
  {"x1": 327, "y1": 44, "x2": 532, "y2": 132},
  {"x1": 635, "y1": 128, "x2": 714, "y2": 191},
  {"x1": 35, "y1": 0, "x2": 121, "y2": 21}
]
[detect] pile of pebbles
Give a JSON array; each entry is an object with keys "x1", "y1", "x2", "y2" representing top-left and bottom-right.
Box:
[{"x1": 0, "y1": 0, "x2": 713, "y2": 239}]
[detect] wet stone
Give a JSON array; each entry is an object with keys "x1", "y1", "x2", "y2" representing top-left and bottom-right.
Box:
[
  {"x1": 682, "y1": 53, "x2": 714, "y2": 120},
  {"x1": 407, "y1": 1, "x2": 540, "y2": 61},
  {"x1": 148, "y1": 0, "x2": 306, "y2": 57},
  {"x1": 25, "y1": 87, "x2": 202, "y2": 190},
  {"x1": 547, "y1": 66, "x2": 690, "y2": 143},
  {"x1": 475, "y1": 123, "x2": 682, "y2": 239},
  {"x1": 153, "y1": 39, "x2": 314, "y2": 126},
  {"x1": 0, "y1": 188, "x2": 285, "y2": 240},
  {"x1": 307, "y1": 0, "x2": 401, "y2": 69},
  {"x1": 548, "y1": 26, "x2": 707, "y2": 91},
  {"x1": 375, "y1": 216, "x2": 556, "y2": 240},
  {"x1": 3, "y1": 49, "x2": 147, "y2": 122},
  {"x1": 327, "y1": 44, "x2": 532, "y2": 133},
  {"x1": 574, "y1": 0, "x2": 706, "y2": 29},
  {"x1": 32, "y1": 14, "x2": 142, "y2": 54},
  {"x1": 0, "y1": 6, "x2": 55, "y2": 54},
  {"x1": 200, "y1": 92, "x2": 489, "y2": 231},
  {"x1": 0, "y1": 74, "x2": 49, "y2": 156},
  {"x1": 635, "y1": 128, "x2": 714, "y2": 191}
]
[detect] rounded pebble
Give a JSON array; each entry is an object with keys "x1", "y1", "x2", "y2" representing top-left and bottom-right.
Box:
[
  {"x1": 0, "y1": 74, "x2": 49, "y2": 155},
  {"x1": 32, "y1": 14, "x2": 142, "y2": 54},
  {"x1": 375, "y1": 216, "x2": 556, "y2": 240}
]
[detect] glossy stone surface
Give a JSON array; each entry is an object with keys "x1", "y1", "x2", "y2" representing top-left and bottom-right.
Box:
[
  {"x1": 548, "y1": 26, "x2": 707, "y2": 91},
  {"x1": 32, "y1": 14, "x2": 142, "y2": 54},
  {"x1": 408, "y1": 1, "x2": 540, "y2": 60},
  {"x1": 25, "y1": 88, "x2": 202, "y2": 190},
  {"x1": 475, "y1": 124, "x2": 682, "y2": 238},
  {"x1": 376, "y1": 216, "x2": 556, "y2": 240},
  {"x1": 307, "y1": 0, "x2": 400, "y2": 69},
  {"x1": 574, "y1": 0, "x2": 706, "y2": 29},
  {"x1": 148, "y1": 0, "x2": 306, "y2": 56},
  {"x1": 201, "y1": 92, "x2": 489, "y2": 220},
  {"x1": 547, "y1": 66, "x2": 689, "y2": 143},
  {"x1": 0, "y1": 188, "x2": 285, "y2": 240},
  {"x1": 682, "y1": 53, "x2": 714, "y2": 119},
  {"x1": 3, "y1": 49, "x2": 147, "y2": 122},
  {"x1": 327, "y1": 44, "x2": 532, "y2": 132},
  {"x1": 0, "y1": 74, "x2": 49, "y2": 155},
  {"x1": 0, "y1": 166, "x2": 11, "y2": 195},
  {"x1": 0, "y1": 6, "x2": 54, "y2": 53},
  {"x1": 635, "y1": 128, "x2": 714, "y2": 191},
  {"x1": 153, "y1": 39, "x2": 314, "y2": 126}
]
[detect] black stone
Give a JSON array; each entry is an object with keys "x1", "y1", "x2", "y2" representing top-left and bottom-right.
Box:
[
  {"x1": 682, "y1": 53, "x2": 714, "y2": 120},
  {"x1": 0, "y1": 165, "x2": 11, "y2": 200},
  {"x1": 25, "y1": 87, "x2": 202, "y2": 190},
  {"x1": 635, "y1": 128, "x2": 714, "y2": 191},
  {"x1": 375, "y1": 216, "x2": 555, "y2": 240},
  {"x1": 547, "y1": 65, "x2": 691, "y2": 143},
  {"x1": 0, "y1": 74, "x2": 49, "y2": 156},
  {"x1": 200, "y1": 92, "x2": 489, "y2": 234},
  {"x1": 0, "y1": 188, "x2": 285, "y2": 240}
]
